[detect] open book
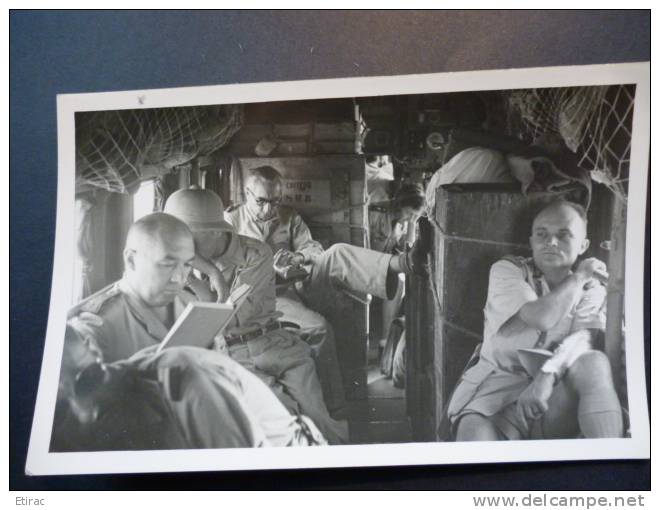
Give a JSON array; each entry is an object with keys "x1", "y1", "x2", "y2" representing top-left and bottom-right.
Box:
[
  {"x1": 517, "y1": 348, "x2": 553, "y2": 377},
  {"x1": 156, "y1": 283, "x2": 251, "y2": 353}
]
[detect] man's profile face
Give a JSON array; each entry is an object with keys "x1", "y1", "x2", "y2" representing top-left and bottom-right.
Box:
[
  {"x1": 127, "y1": 231, "x2": 195, "y2": 307},
  {"x1": 245, "y1": 178, "x2": 282, "y2": 221},
  {"x1": 530, "y1": 204, "x2": 589, "y2": 272}
]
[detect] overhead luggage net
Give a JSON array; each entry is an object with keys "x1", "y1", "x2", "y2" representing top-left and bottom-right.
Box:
[
  {"x1": 507, "y1": 85, "x2": 634, "y2": 201},
  {"x1": 75, "y1": 104, "x2": 243, "y2": 193}
]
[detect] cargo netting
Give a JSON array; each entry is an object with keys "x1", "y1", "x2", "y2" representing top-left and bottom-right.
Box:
[
  {"x1": 507, "y1": 85, "x2": 634, "y2": 201},
  {"x1": 76, "y1": 104, "x2": 243, "y2": 193}
]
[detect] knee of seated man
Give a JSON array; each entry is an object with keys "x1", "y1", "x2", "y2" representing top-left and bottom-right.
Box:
[
  {"x1": 325, "y1": 243, "x2": 346, "y2": 254},
  {"x1": 455, "y1": 413, "x2": 500, "y2": 441},
  {"x1": 566, "y1": 350, "x2": 614, "y2": 387},
  {"x1": 300, "y1": 312, "x2": 331, "y2": 334}
]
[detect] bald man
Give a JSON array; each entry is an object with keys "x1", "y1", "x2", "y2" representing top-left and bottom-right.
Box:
[
  {"x1": 65, "y1": 212, "x2": 328, "y2": 447},
  {"x1": 447, "y1": 200, "x2": 623, "y2": 441},
  {"x1": 67, "y1": 212, "x2": 197, "y2": 362}
]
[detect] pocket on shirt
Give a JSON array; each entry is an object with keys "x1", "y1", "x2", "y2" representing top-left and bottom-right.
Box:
[{"x1": 447, "y1": 361, "x2": 496, "y2": 418}]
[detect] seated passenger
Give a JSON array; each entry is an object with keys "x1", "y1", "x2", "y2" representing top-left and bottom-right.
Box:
[
  {"x1": 448, "y1": 200, "x2": 623, "y2": 441},
  {"x1": 370, "y1": 183, "x2": 425, "y2": 375},
  {"x1": 371, "y1": 183, "x2": 426, "y2": 254},
  {"x1": 225, "y1": 166, "x2": 429, "y2": 413},
  {"x1": 52, "y1": 325, "x2": 326, "y2": 451},
  {"x1": 163, "y1": 188, "x2": 348, "y2": 444},
  {"x1": 68, "y1": 211, "x2": 345, "y2": 444}
]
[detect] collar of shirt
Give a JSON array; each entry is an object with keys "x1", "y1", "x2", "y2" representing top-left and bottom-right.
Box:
[
  {"x1": 519, "y1": 257, "x2": 549, "y2": 297},
  {"x1": 118, "y1": 279, "x2": 184, "y2": 341}
]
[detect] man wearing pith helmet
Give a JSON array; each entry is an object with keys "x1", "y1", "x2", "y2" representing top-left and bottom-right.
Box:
[{"x1": 164, "y1": 186, "x2": 348, "y2": 444}]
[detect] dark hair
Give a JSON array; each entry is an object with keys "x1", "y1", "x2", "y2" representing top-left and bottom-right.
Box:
[{"x1": 394, "y1": 183, "x2": 425, "y2": 211}]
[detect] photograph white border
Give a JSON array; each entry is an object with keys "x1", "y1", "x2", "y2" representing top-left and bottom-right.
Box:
[{"x1": 26, "y1": 62, "x2": 650, "y2": 476}]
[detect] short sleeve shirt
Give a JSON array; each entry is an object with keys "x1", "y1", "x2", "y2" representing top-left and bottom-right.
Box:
[{"x1": 480, "y1": 258, "x2": 607, "y2": 373}]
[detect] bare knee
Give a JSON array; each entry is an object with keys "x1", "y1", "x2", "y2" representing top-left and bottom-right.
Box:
[{"x1": 455, "y1": 413, "x2": 503, "y2": 441}]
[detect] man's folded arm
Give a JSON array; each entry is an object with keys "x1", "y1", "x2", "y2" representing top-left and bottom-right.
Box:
[{"x1": 517, "y1": 274, "x2": 584, "y2": 331}]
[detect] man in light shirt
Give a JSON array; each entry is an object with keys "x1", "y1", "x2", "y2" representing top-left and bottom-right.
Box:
[
  {"x1": 447, "y1": 200, "x2": 622, "y2": 441},
  {"x1": 225, "y1": 166, "x2": 429, "y2": 414}
]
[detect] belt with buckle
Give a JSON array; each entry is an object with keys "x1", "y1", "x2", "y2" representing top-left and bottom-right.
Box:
[{"x1": 224, "y1": 321, "x2": 283, "y2": 347}]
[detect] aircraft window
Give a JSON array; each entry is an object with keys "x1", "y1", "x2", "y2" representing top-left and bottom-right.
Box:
[{"x1": 133, "y1": 180, "x2": 156, "y2": 221}]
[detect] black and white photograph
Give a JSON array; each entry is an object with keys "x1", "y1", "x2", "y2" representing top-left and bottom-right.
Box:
[{"x1": 24, "y1": 62, "x2": 650, "y2": 476}]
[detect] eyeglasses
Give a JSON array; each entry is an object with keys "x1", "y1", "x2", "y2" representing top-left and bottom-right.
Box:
[{"x1": 246, "y1": 188, "x2": 281, "y2": 207}]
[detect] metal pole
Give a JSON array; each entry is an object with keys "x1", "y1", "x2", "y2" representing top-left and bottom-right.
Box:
[{"x1": 605, "y1": 194, "x2": 626, "y2": 398}]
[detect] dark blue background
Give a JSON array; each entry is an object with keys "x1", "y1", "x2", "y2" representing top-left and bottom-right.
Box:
[{"x1": 10, "y1": 10, "x2": 650, "y2": 490}]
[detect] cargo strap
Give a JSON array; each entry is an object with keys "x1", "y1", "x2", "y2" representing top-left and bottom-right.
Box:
[{"x1": 427, "y1": 214, "x2": 531, "y2": 251}]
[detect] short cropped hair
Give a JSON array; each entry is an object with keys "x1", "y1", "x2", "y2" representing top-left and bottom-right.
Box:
[
  {"x1": 246, "y1": 165, "x2": 283, "y2": 186},
  {"x1": 125, "y1": 212, "x2": 192, "y2": 251},
  {"x1": 535, "y1": 199, "x2": 588, "y2": 227}
]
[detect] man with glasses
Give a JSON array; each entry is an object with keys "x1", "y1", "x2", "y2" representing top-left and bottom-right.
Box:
[{"x1": 225, "y1": 166, "x2": 430, "y2": 415}]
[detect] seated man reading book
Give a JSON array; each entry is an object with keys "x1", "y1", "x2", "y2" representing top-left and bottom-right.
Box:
[
  {"x1": 447, "y1": 200, "x2": 623, "y2": 441},
  {"x1": 67, "y1": 211, "x2": 344, "y2": 444},
  {"x1": 52, "y1": 325, "x2": 325, "y2": 451}
]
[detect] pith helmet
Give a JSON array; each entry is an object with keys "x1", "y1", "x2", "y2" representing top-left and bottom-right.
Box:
[{"x1": 164, "y1": 186, "x2": 235, "y2": 232}]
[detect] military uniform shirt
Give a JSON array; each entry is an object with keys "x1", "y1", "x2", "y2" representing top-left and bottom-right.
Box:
[
  {"x1": 69, "y1": 279, "x2": 189, "y2": 363},
  {"x1": 208, "y1": 232, "x2": 282, "y2": 337},
  {"x1": 225, "y1": 204, "x2": 324, "y2": 262}
]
